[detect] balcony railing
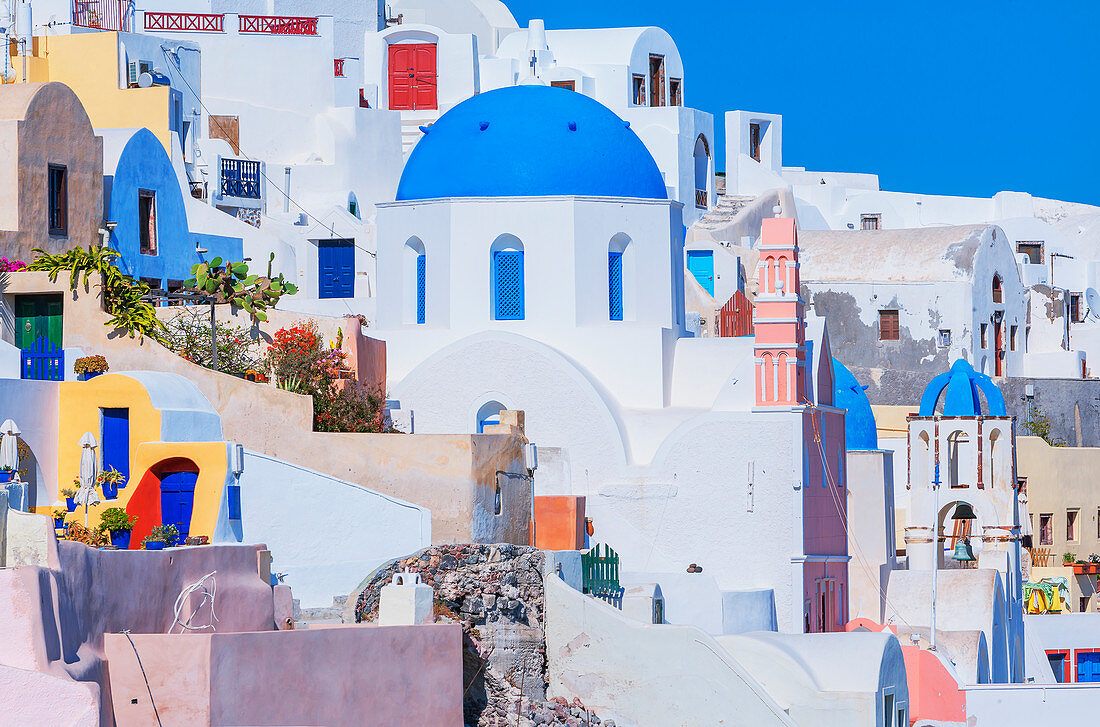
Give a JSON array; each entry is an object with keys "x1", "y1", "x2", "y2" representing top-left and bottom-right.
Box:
[
  {"x1": 145, "y1": 12, "x2": 225, "y2": 32},
  {"x1": 71, "y1": 0, "x2": 131, "y2": 31},
  {"x1": 695, "y1": 189, "x2": 708, "y2": 209},
  {"x1": 334, "y1": 58, "x2": 345, "y2": 77},
  {"x1": 221, "y1": 158, "x2": 262, "y2": 200},
  {"x1": 239, "y1": 14, "x2": 318, "y2": 35}
]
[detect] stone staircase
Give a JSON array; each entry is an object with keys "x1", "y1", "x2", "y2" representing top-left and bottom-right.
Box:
[
  {"x1": 292, "y1": 595, "x2": 349, "y2": 628},
  {"x1": 695, "y1": 192, "x2": 756, "y2": 231},
  {"x1": 401, "y1": 113, "x2": 438, "y2": 156}
]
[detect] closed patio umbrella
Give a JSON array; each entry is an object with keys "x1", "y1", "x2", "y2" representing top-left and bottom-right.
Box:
[
  {"x1": 75, "y1": 432, "x2": 100, "y2": 526},
  {"x1": 0, "y1": 419, "x2": 19, "y2": 474}
]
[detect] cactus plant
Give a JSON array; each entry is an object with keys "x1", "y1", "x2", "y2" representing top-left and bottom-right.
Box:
[{"x1": 185, "y1": 253, "x2": 298, "y2": 322}]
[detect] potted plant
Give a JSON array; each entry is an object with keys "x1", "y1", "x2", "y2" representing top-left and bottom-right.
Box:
[
  {"x1": 97, "y1": 467, "x2": 126, "y2": 500},
  {"x1": 52, "y1": 508, "x2": 68, "y2": 528},
  {"x1": 61, "y1": 485, "x2": 77, "y2": 512},
  {"x1": 73, "y1": 355, "x2": 109, "y2": 381},
  {"x1": 0, "y1": 466, "x2": 14, "y2": 484},
  {"x1": 141, "y1": 524, "x2": 180, "y2": 551},
  {"x1": 1063, "y1": 552, "x2": 1075, "y2": 566},
  {"x1": 99, "y1": 507, "x2": 137, "y2": 550}
]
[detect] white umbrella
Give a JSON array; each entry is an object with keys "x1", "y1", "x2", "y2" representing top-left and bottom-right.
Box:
[
  {"x1": 0, "y1": 419, "x2": 19, "y2": 475},
  {"x1": 75, "y1": 432, "x2": 100, "y2": 526}
]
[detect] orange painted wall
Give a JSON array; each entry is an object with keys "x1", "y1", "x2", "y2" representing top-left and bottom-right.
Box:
[{"x1": 533, "y1": 496, "x2": 585, "y2": 551}]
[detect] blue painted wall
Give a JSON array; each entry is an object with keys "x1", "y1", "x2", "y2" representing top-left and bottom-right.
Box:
[{"x1": 104, "y1": 129, "x2": 242, "y2": 287}]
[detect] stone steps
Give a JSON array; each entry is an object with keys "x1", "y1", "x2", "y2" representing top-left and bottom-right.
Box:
[
  {"x1": 292, "y1": 594, "x2": 349, "y2": 628},
  {"x1": 694, "y1": 194, "x2": 756, "y2": 230}
]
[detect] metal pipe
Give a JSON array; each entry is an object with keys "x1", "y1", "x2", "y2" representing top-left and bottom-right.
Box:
[
  {"x1": 210, "y1": 300, "x2": 218, "y2": 371},
  {"x1": 931, "y1": 460, "x2": 940, "y2": 651},
  {"x1": 283, "y1": 166, "x2": 291, "y2": 213}
]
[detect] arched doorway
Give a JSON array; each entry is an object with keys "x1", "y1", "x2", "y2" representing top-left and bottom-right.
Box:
[
  {"x1": 693, "y1": 135, "x2": 710, "y2": 209},
  {"x1": 127, "y1": 457, "x2": 200, "y2": 547}
]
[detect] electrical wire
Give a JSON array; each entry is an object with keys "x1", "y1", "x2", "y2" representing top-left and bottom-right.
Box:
[{"x1": 120, "y1": 630, "x2": 164, "y2": 727}]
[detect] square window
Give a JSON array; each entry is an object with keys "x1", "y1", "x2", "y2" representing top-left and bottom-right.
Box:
[
  {"x1": 860, "y1": 214, "x2": 881, "y2": 231},
  {"x1": 1068, "y1": 509, "x2": 1079, "y2": 542},
  {"x1": 1017, "y1": 241, "x2": 1044, "y2": 265},
  {"x1": 1070, "y1": 293, "x2": 1082, "y2": 323},
  {"x1": 48, "y1": 164, "x2": 67, "y2": 237},
  {"x1": 879, "y1": 310, "x2": 899, "y2": 341},
  {"x1": 139, "y1": 190, "x2": 157, "y2": 255},
  {"x1": 669, "y1": 78, "x2": 682, "y2": 106},
  {"x1": 1040, "y1": 513, "x2": 1053, "y2": 546},
  {"x1": 938, "y1": 329, "x2": 951, "y2": 347}
]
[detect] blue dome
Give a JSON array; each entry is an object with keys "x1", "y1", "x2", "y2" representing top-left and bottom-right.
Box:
[
  {"x1": 919, "y1": 359, "x2": 1007, "y2": 417},
  {"x1": 396, "y1": 86, "x2": 668, "y2": 201},
  {"x1": 833, "y1": 359, "x2": 878, "y2": 450}
]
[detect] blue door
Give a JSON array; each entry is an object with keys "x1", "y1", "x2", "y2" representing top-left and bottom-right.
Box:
[
  {"x1": 160, "y1": 471, "x2": 198, "y2": 542},
  {"x1": 101, "y1": 408, "x2": 130, "y2": 482},
  {"x1": 318, "y1": 239, "x2": 355, "y2": 299},
  {"x1": 1077, "y1": 652, "x2": 1100, "y2": 683},
  {"x1": 687, "y1": 250, "x2": 714, "y2": 296}
]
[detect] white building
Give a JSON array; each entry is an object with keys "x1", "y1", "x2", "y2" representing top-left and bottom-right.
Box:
[{"x1": 371, "y1": 85, "x2": 851, "y2": 636}]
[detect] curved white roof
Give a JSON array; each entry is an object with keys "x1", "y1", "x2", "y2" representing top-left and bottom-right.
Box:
[{"x1": 497, "y1": 26, "x2": 681, "y2": 68}]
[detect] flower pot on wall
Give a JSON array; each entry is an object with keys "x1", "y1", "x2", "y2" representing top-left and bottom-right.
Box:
[
  {"x1": 66, "y1": 497, "x2": 76, "y2": 512},
  {"x1": 53, "y1": 517, "x2": 65, "y2": 528},
  {"x1": 102, "y1": 483, "x2": 118, "y2": 500},
  {"x1": 82, "y1": 371, "x2": 103, "y2": 381},
  {"x1": 144, "y1": 541, "x2": 165, "y2": 551},
  {"x1": 0, "y1": 471, "x2": 13, "y2": 484},
  {"x1": 110, "y1": 530, "x2": 131, "y2": 550},
  {"x1": 1072, "y1": 563, "x2": 1100, "y2": 576}
]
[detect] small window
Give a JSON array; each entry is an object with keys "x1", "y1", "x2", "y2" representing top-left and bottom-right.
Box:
[
  {"x1": 139, "y1": 190, "x2": 157, "y2": 255},
  {"x1": 749, "y1": 123, "x2": 761, "y2": 162},
  {"x1": 938, "y1": 329, "x2": 951, "y2": 347},
  {"x1": 139, "y1": 277, "x2": 162, "y2": 292},
  {"x1": 48, "y1": 164, "x2": 68, "y2": 237},
  {"x1": 416, "y1": 253, "x2": 426, "y2": 325},
  {"x1": 1040, "y1": 513, "x2": 1053, "y2": 546},
  {"x1": 884, "y1": 693, "x2": 894, "y2": 727},
  {"x1": 669, "y1": 78, "x2": 682, "y2": 106},
  {"x1": 1082, "y1": 597, "x2": 1091, "y2": 613},
  {"x1": 550, "y1": 80, "x2": 575, "y2": 91},
  {"x1": 1017, "y1": 242, "x2": 1044, "y2": 265},
  {"x1": 648, "y1": 54, "x2": 665, "y2": 107},
  {"x1": 860, "y1": 214, "x2": 881, "y2": 231},
  {"x1": 981, "y1": 323, "x2": 988, "y2": 348},
  {"x1": 1068, "y1": 509, "x2": 1079, "y2": 542},
  {"x1": 1070, "y1": 293, "x2": 1082, "y2": 323},
  {"x1": 879, "y1": 310, "x2": 899, "y2": 341},
  {"x1": 1010, "y1": 325, "x2": 1018, "y2": 351},
  {"x1": 632, "y1": 75, "x2": 646, "y2": 106},
  {"x1": 992, "y1": 275, "x2": 1003, "y2": 304},
  {"x1": 493, "y1": 249, "x2": 524, "y2": 320},
  {"x1": 609, "y1": 252, "x2": 624, "y2": 321},
  {"x1": 494, "y1": 482, "x2": 502, "y2": 516}
]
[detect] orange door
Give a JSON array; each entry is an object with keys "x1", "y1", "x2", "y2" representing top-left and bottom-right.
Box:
[{"x1": 388, "y1": 43, "x2": 437, "y2": 111}]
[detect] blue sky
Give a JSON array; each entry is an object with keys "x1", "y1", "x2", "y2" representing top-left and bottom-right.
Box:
[{"x1": 503, "y1": 1, "x2": 1099, "y2": 205}]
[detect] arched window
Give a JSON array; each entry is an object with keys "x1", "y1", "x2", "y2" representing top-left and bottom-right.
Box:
[
  {"x1": 608, "y1": 233, "x2": 632, "y2": 322},
  {"x1": 762, "y1": 352, "x2": 774, "y2": 402},
  {"x1": 403, "y1": 237, "x2": 426, "y2": 324},
  {"x1": 476, "y1": 400, "x2": 505, "y2": 434},
  {"x1": 693, "y1": 135, "x2": 710, "y2": 209},
  {"x1": 947, "y1": 431, "x2": 969, "y2": 487},
  {"x1": 989, "y1": 429, "x2": 1002, "y2": 489},
  {"x1": 347, "y1": 191, "x2": 360, "y2": 219},
  {"x1": 913, "y1": 430, "x2": 930, "y2": 490},
  {"x1": 491, "y1": 235, "x2": 524, "y2": 320},
  {"x1": 992, "y1": 274, "x2": 1003, "y2": 304}
]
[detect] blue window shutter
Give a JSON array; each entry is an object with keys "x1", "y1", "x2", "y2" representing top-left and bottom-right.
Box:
[
  {"x1": 227, "y1": 484, "x2": 242, "y2": 520},
  {"x1": 101, "y1": 408, "x2": 130, "y2": 482},
  {"x1": 416, "y1": 253, "x2": 426, "y2": 324},
  {"x1": 493, "y1": 250, "x2": 524, "y2": 320},
  {"x1": 609, "y1": 252, "x2": 624, "y2": 321}
]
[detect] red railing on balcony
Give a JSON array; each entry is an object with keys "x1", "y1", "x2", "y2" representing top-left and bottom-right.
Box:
[
  {"x1": 334, "y1": 58, "x2": 345, "y2": 77},
  {"x1": 238, "y1": 15, "x2": 318, "y2": 35},
  {"x1": 144, "y1": 12, "x2": 225, "y2": 33},
  {"x1": 71, "y1": 0, "x2": 131, "y2": 31}
]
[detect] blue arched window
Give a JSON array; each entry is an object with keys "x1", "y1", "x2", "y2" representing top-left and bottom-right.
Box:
[
  {"x1": 492, "y1": 235, "x2": 524, "y2": 320},
  {"x1": 416, "y1": 253, "x2": 426, "y2": 324},
  {"x1": 609, "y1": 252, "x2": 624, "y2": 321},
  {"x1": 476, "y1": 400, "x2": 505, "y2": 433}
]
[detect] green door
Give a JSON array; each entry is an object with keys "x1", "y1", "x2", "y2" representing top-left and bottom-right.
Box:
[{"x1": 15, "y1": 295, "x2": 63, "y2": 349}]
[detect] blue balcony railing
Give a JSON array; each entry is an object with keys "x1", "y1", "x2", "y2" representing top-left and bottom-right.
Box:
[{"x1": 220, "y1": 158, "x2": 262, "y2": 199}]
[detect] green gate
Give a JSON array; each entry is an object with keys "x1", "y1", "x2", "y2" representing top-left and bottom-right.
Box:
[{"x1": 582, "y1": 543, "x2": 621, "y2": 597}]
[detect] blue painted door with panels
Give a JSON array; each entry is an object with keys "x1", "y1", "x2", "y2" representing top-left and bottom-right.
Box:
[
  {"x1": 318, "y1": 239, "x2": 355, "y2": 299},
  {"x1": 686, "y1": 250, "x2": 714, "y2": 296},
  {"x1": 160, "y1": 471, "x2": 198, "y2": 542}
]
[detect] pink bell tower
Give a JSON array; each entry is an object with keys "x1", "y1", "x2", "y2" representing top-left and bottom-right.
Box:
[{"x1": 754, "y1": 212, "x2": 805, "y2": 408}]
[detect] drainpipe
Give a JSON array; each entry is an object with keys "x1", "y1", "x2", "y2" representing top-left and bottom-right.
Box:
[
  {"x1": 283, "y1": 166, "x2": 291, "y2": 213},
  {"x1": 930, "y1": 461, "x2": 940, "y2": 651}
]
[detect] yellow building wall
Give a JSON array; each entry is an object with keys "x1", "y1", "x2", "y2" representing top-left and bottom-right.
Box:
[
  {"x1": 10, "y1": 33, "x2": 172, "y2": 151},
  {"x1": 46, "y1": 374, "x2": 229, "y2": 543}
]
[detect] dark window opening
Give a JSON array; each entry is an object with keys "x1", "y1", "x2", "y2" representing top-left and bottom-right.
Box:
[
  {"x1": 632, "y1": 75, "x2": 646, "y2": 106},
  {"x1": 1039, "y1": 513, "x2": 1053, "y2": 546},
  {"x1": 139, "y1": 190, "x2": 157, "y2": 255},
  {"x1": 992, "y1": 274, "x2": 1003, "y2": 304},
  {"x1": 669, "y1": 78, "x2": 682, "y2": 106},
  {"x1": 550, "y1": 80, "x2": 575, "y2": 91},
  {"x1": 494, "y1": 483, "x2": 502, "y2": 516},
  {"x1": 48, "y1": 164, "x2": 68, "y2": 237},
  {"x1": 648, "y1": 54, "x2": 665, "y2": 107},
  {"x1": 860, "y1": 214, "x2": 881, "y2": 231},
  {"x1": 1010, "y1": 325, "x2": 1018, "y2": 351},
  {"x1": 749, "y1": 123, "x2": 761, "y2": 162},
  {"x1": 1017, "y1": 242, "x2": 1044, "y2": 265},
  {"x1": 981, "y1": 323, "x2": 988, "y2": 348},
  {"x1": 879, "y1": 310, "x2": 899, "y2": 341},
  {"x1": 1070, "y1": 293, "x2": 1082, "y2": 323}
]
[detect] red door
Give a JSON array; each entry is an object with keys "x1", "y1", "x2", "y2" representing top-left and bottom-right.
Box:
[
  {"x1": 388, "y1": 43, "x2": 437, "y2": 111},
  {"x1": 995, "y1": 321, "x2": 1004, "y2": 376}
]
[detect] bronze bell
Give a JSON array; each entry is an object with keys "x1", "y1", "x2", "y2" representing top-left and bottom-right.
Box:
[
  {"x1": 952, "y1": 538, "x2": 976, "y2": 562},
  {"x1": 952, "y1": 503, "x2": 977, "y2": 521}
]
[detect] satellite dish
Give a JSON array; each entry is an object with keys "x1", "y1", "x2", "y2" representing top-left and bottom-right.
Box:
[
  {"x1": 1086, "y1": 288, "x2": 1100, "y2": 320},
  {"x1": 137, "y1": 72, "x2": 154, "y2": 88}
]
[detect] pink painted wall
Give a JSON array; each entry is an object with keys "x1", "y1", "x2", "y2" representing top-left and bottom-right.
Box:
[
  {"x1": 105, "y1": 625, "x2": 464, "y2": 727},
  {"x1": 802, "y1": 407, "x2": 849, "y2": 631},
  {"x1": 344, "y1": 314, "x2": 387, "y2": 394}
]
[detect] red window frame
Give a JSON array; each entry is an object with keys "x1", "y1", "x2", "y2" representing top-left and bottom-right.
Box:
[{"x1": 1046, "y1": 649, "x2": 1071, "y2": 683}]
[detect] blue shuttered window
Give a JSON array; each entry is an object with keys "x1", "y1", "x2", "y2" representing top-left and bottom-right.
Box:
[
  {"x1": 1078, "y1": 652, "x2": 1100, "y2": 683},
  {"x1": 416, "y1": 253, "x2": 426, "y2": 324},
  {"x1": 609, "y1": 252, "x2": 624, "y2": 321},
  {"x1": 493, "y1": 250, "x2": 524, "y2": 320}
]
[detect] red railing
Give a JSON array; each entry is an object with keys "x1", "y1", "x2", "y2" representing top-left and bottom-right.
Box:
[
  {"x1": 144, "y1": 12, "x2": 225, "y2": 32},
  {"x1": 239, "y1": 14, "x2": 318, "y2": 35},
  {"x1": 719, "y1": 290, "x2": 754, "y2": 337},
  {"x1": 334, "y1": 58, "x2": 345, "y2": 77},
  {"x1": 71, "y1": 0, "x2": 131, "y2": 31}
]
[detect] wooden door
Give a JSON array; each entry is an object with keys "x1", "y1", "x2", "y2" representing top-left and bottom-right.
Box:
[
  {"x1": 389, "y1": 43, "x2": 437, "y2": 111},
  {"x1": 160, "y1": 471, "x2": 198, "y2": 541},
  {"x1": 15, "y1": 294, "x2": 63, "y2": 349}
]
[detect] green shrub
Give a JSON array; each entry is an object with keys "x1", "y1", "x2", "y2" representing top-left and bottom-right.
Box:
[{"x1": 99, "y1": 507, "x2": 136, "y2": 533}]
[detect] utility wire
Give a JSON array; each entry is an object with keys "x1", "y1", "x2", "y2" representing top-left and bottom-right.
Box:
[{"x1": 120, "y1": 630, "x2": 164, "y2": 727}]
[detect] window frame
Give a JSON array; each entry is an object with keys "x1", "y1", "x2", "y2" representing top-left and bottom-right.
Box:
[
  {"x1": 1010, "y1": 325, "x2": 1018, "y2": 351},
  {"x1": 1017, "y1": 241, "x2": 1044, "y2": 265},
  {"x1": 492, "y1": 248, "x2": 525, "y2": 321},
  {"x1": 669, "y1": 77, "x2": 682, "y2": 106},
  {"x1": 550, "y1": 79, "x2": 575, "y2": 91},
  {"x1": 992, "y1": 274, "x2": 1003, "y2": 304},
  {"x1": 749, "y1": 123, "x2": 761, "y2": 162},
  {"x1": 860, "y1": 213, "x2": 882, "y2": 231},
  {"x1": 1067, "y1": 508, "x2": 1080, "y2": 543},
  {"x1": 608, "y1": 251, "x2": 624, "y2": 322},
  {"x1": 47, "y1": 163, "x2": 68, "y2": 237},
  {"x1": 138, "y1": 188, "x2": 158, "y2": 256},
  {"x1": 938, "y1": 329, "x2": 952, "y2": 348},
  {"x1": 981, "y1": 323, "x2": 988, "y2": 349},
  {"x1": 1039, "y1": 512, "x2": 1053, "y2": 546},
  {"x1": 632, "y1": 74, "x2": 646, "y2": 106},
  {"x1": 416, "y1": 252, "x2": 426, "y2": 325},
  {"x1": 879, "y1": 310, "x2": 900, "y2": 341}
]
